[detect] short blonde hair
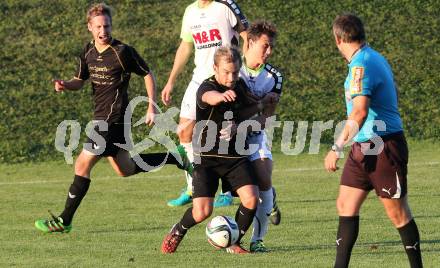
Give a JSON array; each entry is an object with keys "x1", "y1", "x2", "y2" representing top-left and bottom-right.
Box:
[
  {"x1": 213, "y1": 46, "x2": 242, "y2": 67},
  {"x1": 87, "y1": 3, "x2": 112, "y2": 23}
]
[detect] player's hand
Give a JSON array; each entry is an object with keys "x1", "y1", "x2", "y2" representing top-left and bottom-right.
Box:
[
  {"x1": 145, "y1": 106, "x2": 156, "y2": 126},
  {"x1": 324, "y1": 150, "x2": 339, "y2": 172},
  {"x1": 54, "y1": 79, "x2": 65, "y2": 92},
  {"x1": 219, "y1": 121, "x2": 237, "y2": 141},
  {"x1": 222, "y1": 90, "x2": 236, "y2": 102},
  {"x1": 161, "y1": 83, "x2": 173, "y2": 106}
]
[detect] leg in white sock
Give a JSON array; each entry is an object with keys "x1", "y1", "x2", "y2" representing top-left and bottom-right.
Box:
[{"x1": 251, "y1": 188, "x2": 274, "y2": 242}]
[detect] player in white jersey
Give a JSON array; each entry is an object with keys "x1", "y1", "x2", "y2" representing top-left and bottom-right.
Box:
[
  {"x1": 239, "y1": 20, "x2": 282, "y2": 252},
  {"x1": 161, "y1": 0, "x2": 248, "y2": 207}
]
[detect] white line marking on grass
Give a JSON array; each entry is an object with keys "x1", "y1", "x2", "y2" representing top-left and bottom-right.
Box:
[{"x1": 0, "y1": 161, "x2": 438, "y2": 186}]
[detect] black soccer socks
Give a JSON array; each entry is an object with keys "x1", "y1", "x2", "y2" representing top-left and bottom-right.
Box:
[
  {"x1": 176, "y1": 207, "x2": 197, "y2": 235},
  {"x1": 398, "y1": 219, "x2": 423, "y2": 268},
  {"x1": 334, "y1": 216, "x2": 359, "y2": 268},
  {"x1": 59, "y1": 175, "x2": 91, "y2": 226},
  {"x1": 235, "y1": 203, "x2": 257, "y2": 243},
  {"x1": 134, "y1": 153, "x2": 181, "y2": 173}
]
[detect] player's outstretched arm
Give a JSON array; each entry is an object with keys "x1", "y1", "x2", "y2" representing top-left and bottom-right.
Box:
[
  {"x1": 54, "y1": 78, "x2": 85, "y2": 92},
  {"x1": 202, "y1": 90, "x2": 236, "y2": 106},
  {"x1": 161, "y1": 41, "x2": 193, "y2": 105},
  {"x1": 144, "y1": 72, "x2": 157, "y2": 126}
]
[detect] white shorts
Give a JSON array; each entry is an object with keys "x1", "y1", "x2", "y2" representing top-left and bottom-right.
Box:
[
  {"x1": 247, "y1": 131, "x2": 272, "y2": 162},
  {"x1": 179, "y1": 80, "x2": 201, "y2": 120}
]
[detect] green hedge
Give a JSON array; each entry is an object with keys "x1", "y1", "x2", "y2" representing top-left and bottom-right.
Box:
[{"x1": 1, "y1": 0, "x2": 439, "y2": 162}]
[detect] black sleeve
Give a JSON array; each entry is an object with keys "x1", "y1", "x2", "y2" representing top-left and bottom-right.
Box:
[
  {"x1": 197, "y1": 81, "x2": 217, "y2": 110},
  {"x1": 125, "y1": 46, "x2": 150, "y2": 76},
  {"x1": 74, "y1": 44, "x2": 90, "y2": 80},
  {"x1": 219, "y1": 0, "x2": 249, "y2": 33}
]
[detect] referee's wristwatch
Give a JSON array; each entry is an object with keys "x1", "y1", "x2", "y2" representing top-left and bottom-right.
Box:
[{"x1": 331, "y1": 144, "x2": 343, "y2": 153}]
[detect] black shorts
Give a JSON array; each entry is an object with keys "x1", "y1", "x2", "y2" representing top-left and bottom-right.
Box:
[
  {"x1": 84, "y1": 122, "x2": 127, "y2": 157},
  {"x1": 192, "y1": 156, "x2": 257, "y2": 198},
  {"x1": 341, "y1": 132, "x2": 408, "y2": 199}
]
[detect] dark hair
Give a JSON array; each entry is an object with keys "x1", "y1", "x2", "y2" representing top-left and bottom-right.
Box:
[
  {"x1": 213, "y1": 45, "x2": 242, "y2": 67},
  {"x1": 87, "y1": 3, "x2": 112, "y2": 23},
  {"x1": 247, "y1": 20, "x2": 277, "y2": 42},
  {"x1": 333, "y1": 13, "x2": 365, "y2": 43}
]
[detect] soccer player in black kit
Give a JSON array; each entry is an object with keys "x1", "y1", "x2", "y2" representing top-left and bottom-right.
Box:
[
  {"x1": 161, "y1": 46, "x2": 277, "y2": 254},
  {"x1": 35, "y1": 3, "x2": 191, "y2": 233}
]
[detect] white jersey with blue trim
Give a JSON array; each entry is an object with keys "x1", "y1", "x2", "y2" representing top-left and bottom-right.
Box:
[
  {"x1": 239, "y1": 62, "x2": 283, "y2": 160},
  {"x1": 239, "y1": 63, "x2": 283, "y2": 98}
]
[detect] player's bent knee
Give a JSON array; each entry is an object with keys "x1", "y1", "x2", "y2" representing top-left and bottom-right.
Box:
[
  {"x1": 192, "y1": 208, "x2": 212, "y2": 223},
  {"x1": 241, "y1": 195, "x2": 258, "y2": 209},
  {"x1": 74, "y1": 160, "x2": 93, "y2": 177},
  {"x1": 177, "y1": 119, "x2": 195, "y2": 142},
  {"x1": 381, "y1": 197, "x2": 412, "y2": 227},
  {"x1": 237, "y1": 185, "x2": 259, "y2": 209}
]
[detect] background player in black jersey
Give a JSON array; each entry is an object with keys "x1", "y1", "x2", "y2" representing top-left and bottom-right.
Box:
[
  {"x1": 161, "y1": 46, "x2": 276, "y2": 254},
  {"x1": 34, "y1": 3, "x2": 192, "y2": 234}
]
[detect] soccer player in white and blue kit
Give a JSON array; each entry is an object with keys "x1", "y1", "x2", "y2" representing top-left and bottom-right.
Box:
[
  {"x1": 239, "y1": 21, "x2": 282, "y2": 252},
  {"x1": 324, "y1": 14, "x2": 423, "y2": 267}
]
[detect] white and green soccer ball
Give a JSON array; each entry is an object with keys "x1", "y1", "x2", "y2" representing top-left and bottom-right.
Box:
[{"x1": 206, "y1": 215, "x2": 239, "y2": 248}]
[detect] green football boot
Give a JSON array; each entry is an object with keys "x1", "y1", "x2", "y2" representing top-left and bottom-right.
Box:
[
  {"x1": 250, "y1": 240, "x2": 268, "y2": 253},
  {"x1": 34, "y1": 211, "x2": 72, "y2": 233}
]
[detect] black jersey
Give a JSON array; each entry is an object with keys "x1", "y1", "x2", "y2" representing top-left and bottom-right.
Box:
[
  {"x1": 194, "y1": 76, "x2": 254, "y2": 157},
  {"x1": 75, "y1": 39, "x2": 150, "y2": 123}
]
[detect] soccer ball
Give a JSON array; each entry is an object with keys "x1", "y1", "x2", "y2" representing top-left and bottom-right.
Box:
[{"x1": 206, "y1": 215, "x2": 239, "y2": 248}]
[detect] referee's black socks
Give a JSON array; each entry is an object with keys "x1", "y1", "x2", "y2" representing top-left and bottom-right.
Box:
[
  {"x1": 59, "y1": 175, "x2": 90, "y2": 226},
  {"x1": 235, "y1": 204, "x2": 257, "y2": 243},
  {"x1": 334, "y1": 216, "x2": 359, "y2": 268},
  {"x1": 398, "y1": 219, "x2": 423, "y2": 268}
]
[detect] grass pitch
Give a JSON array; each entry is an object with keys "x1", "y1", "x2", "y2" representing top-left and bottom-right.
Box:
[{"x1": 0, "y1": 140, "x2": 439, "y2": 267}]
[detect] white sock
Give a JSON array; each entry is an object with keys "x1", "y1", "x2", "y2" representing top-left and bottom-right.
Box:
[
  {"x1": 181, "y1": 142, "x2": 194, "y2": 194},
  {"x1": 180, "y1": 142, "x2": 194, "y2": 162},
  {"x1": 185, "y1": 171, "x2": 193, "y2": 194},
  {"x1": 222, "y1": 191, "x2": 232, "y2": 197},
  {"x1": 251, "y1": 188, "x2": 273, "y2": 242}
]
